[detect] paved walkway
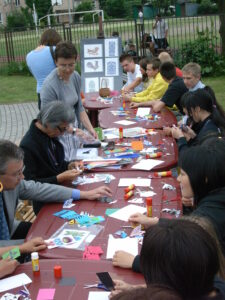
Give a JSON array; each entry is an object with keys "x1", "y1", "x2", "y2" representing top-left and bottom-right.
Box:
[{"x1": 0, "y1": 102, "x2": 39, "y2": 145}]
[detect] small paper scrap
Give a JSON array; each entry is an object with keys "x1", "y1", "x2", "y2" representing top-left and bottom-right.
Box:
[
  {"x1": 63, "y1": 199, "x2": 75, "y2": 208},
  {"x1": 83, "y1": 246, "x2": 103, "y2": 260},
  {"x1": 36, "y1": 289, "x2": 55, "y2": 300}
]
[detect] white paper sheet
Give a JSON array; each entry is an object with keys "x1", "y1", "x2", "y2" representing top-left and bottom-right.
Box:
[
  {"x1": 0, "y1": 273, "x2": 32, "y2": 293},
  {"x1": 139, "y1": 191, "x2": 156, "y2": 197},
  {"x1": 118, "y1": 178, "x2": 151, "y2": 187},
  {"x1": 114, "y1": 120, "x2": 136, "y2": 126},
  {"x1": 106, "y1": 235, "x2": 138, "y2": 259},
  {"x1": 88, "y1": 292, "x2": 110, "y2": 300},
  {"x1": 76, "y1": 148, "x2": 98, "y2": 160},
  {"x1": 109, "y1": 204, "x2": 146, "y2": 222},
  {"x1": 123, "y1": 127, "x2": 146, "y2": 138},
  {"x1": 132, "y1": 159, "x2": 164, "y2": 171},
  {"x1": 136, "y1": 107, "x2": 151, "y2": 117}
]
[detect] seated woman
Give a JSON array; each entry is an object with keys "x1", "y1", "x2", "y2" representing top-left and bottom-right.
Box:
[
  {"x1": 139, "y1": 58, "x2": 153, "y2": 91},
  {"x1": 20, "y1": 101, "x2": 108, "y2": 214},
  {"x1": 171, "y1": 89, "x2": 225, "y2": 153},
  {"x1": 123, "y1": 58, "x2": 168, "y2": 103},
  {"x1": 113, "y1": 138, "x2": 225, "y2": 272},
  {"x1": 40, "y1": 41, "x2": 97, "y2": 161},
  {"x1": 110, "y1": 219, "x2": 225, "y2": 299}
]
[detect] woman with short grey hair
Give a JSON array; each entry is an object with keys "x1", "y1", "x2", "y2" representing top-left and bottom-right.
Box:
[{"x1": 20, "y1": 101, "x2": 83, "y2": 214}]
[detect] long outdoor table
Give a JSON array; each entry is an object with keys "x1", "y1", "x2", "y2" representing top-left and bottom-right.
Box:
[
  {"x1": 26, "y1": 171, "x2": 181, "y2": 259},
  {"x1": 89, "y1": 131, "x2": 178, "y2": 172},
  {"x1": 0, "y1": 259, "x2": 144, "y2": 300},
  {"x1": 83, "y1": 92, "x2": 121, "y2": 127},
  {"x1": 99, "y1": 106, "x2": 177, "y2": 129}
]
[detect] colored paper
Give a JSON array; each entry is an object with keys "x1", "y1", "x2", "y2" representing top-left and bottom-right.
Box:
[
  {"x1": 36, "y1": 289, "x2": 55, "y2": 300},
  {"x1": 2, "y1": 247, "x2": 20, "y2": 260},
  {"x1": 136, "y1": 107, "x2": 151, "y2": 117},
  {"x1": 118, "y1": 178, "x2": 151, "y2": 187},
  {"x1": 88, "y1": 292, "x2": 110, "y2": 300},
  {"x1": 114, "y1": 120, "x2": 136, "y2": 126},
  {"x1": 131, "y1": 141, "x2": 143, "y2": 151},
  {"x1": 59, "y1": 277, "x2": 76, "y2": 286},
  {"x1": 0, "y1": 273, "x2": 32, "y2": 293},
  {"x1": 105, "y1": 208, "x2": 119, "y2": 216},
  {"x1": 131, "y1": 159, "x2": 164, "y2": 171},
  {"x1": 106, "y1": 235, "x2": 138, "y2": 259},
  {"x1": 108, "y1": 204, "x2": 146, "y2": 222}
]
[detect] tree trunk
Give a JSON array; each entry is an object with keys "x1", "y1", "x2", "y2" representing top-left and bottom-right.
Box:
[{"x1": 218, "y1": 0, "x2": 225, "y2": 56}]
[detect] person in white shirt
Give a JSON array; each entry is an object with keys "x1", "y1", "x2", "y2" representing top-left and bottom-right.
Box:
[
  {"x1": 153, "y1": 14, "x2": 168, "y2": 49},
  {"x1": 120, "y1": 54, "x2": 143, "y2": 92}
]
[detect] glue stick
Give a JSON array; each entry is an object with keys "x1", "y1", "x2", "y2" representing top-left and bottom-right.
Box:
[
  {"x1": 119, "y1": 127, "x2": 123, "y2": 141},
  {"x1": 146, "y1": 152, "x2": 162, "y2": 159},
  {"x1": 154, "y1": 171, "x2": 172, "y2": 177},
  {"x1": 122, "y1": 100, "x2": 126, "y2": 110},
  {"x1": 31, "y1": 252, "x2": 40, "y2": 275},
  {"x1": 124, "y1": 190, "x2": 134, "y2": 200},
  {"x1": 146, "y1": 197, "x2": 152, "y2": 217},
  {"x1": 124, "y1": 184, "x2": 135, "y2": 193}
]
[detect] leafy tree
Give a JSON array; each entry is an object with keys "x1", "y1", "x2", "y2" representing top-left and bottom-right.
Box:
[
  {"x1": 25, "y1": 0, "x2": 52, "y2": 20},
  {"x1": 7, "y1": 9, "x2": 28, "y2": 29},
  {"x1": 217, "y1": 0, "x2": 225, "y2": 56},
  {"x1": 74, "y1": 1, "x2": 94, "y2": 22},
  {"x1": 104, "y1": 0, "x2": 126, "y2": 18}
]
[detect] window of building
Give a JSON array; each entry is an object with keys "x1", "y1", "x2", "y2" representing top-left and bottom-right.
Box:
[{"x1": 15, "y1": 0, "x2": 20, "y2": 6}]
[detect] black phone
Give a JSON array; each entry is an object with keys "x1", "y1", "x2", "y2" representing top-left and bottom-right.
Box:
[{"x1": 96, "y1": 272, "x2": 115, "y2": 291}]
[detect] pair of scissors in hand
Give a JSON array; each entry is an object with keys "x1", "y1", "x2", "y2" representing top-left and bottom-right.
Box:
[{"x1": 84, "y1": 283, "x2": 109, "y2": 291}]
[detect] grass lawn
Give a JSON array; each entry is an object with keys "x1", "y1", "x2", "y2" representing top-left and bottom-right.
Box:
[
  {"x1": 0, "y1": 75, "x2": 225, "y2": 108},
  {"x1": 0, "y1": 75, "x2": 37, "y2": 104}
]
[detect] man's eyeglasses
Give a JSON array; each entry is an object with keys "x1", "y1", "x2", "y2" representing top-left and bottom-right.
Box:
[
  {"x1": 2, "y1": 166, "x2": 25, "y2": 179},
  {"x1": 58, "y1": 63, "x2": 75, "y2": 70},
  {"x1": 56, "y1": 125, "x2": 70, "y2": 133}
]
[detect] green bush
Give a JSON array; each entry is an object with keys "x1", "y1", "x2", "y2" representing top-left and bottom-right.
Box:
[
  {"x1": 198, "y1": 0, "x2": 218, "y2": 15},
  {"x1": 7, "y1": 10, "x2": 28, "y2": 29},
  {"x1": 0, "y1": 62, "x2": 31, "y2": 76},
  {"x1": 174, "y1": 30, "x2": 225, "y2": 77}
]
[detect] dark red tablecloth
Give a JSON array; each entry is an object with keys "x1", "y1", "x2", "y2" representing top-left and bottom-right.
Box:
[
  {"x1": 0, "y1": 259, "x2": 144, "y2": 300},
  {"x1": 99, "y1": 106, "x2": 177, "y2": 129},
  {"x1": 26, "y1": 171, "x2": 181, "y2": 259}
]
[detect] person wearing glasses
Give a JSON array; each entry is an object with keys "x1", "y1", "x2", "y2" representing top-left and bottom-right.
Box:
[
  {"x1": 40, "y1": 41, "x2": 98, "y2": 161},
  {"x1": 0, "y1": 140, "x2": 112, "y2": 242},
  {"x1": 19, "y1": 101, "x2": 105, "y2": 214}
]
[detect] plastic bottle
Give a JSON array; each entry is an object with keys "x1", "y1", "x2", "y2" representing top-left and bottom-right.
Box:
[
  {"x1": 31, "y1": 252, "x2": 40, "y2": 275},
  {"x1": 146, "y1": 152, "x2": 162, "y2": 159},
  {"x1": 122, "y1": 100, "x2": 126, "y2": 110},
  {"x1": 146, "y1": 198, "x2": 152, "y2": 217},
  {"x1": 154, "y1": 170, "x2": 172, "y2": 177}
]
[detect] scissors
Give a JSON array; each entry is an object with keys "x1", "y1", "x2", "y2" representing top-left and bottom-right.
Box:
[{"x1": 84, "y1": 283, "x2": 109, "y2": 291}]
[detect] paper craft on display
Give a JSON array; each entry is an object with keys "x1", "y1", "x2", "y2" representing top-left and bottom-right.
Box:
[
  {"x1": 84, "y1": 59, "x2": 103, "y2": 73},
  {"x1": 84, "y1": 44, "x2": 103, "y2": 58},
  {"x1": 105, "y1": 58, "x2": 119, "y2": 76},
  {"x1": 0, "y1": 273, "x2": 32, "y2": 293},
  {"x1": 106, "y1": 235, "x2": 138, "y2": 259},
  {"x1": 114, "y1": 120, "x2": 136, "y2": 126},
  {"x1": 136, "y1": 107, "x2": 151, "y2": 117},
  {"x1": 85, "y1": 77, "x2": 99, "y2": 93},
  {"x1": 118, "y1": 178, "x2": 151, "y2": 187},
  {"x1": 88, "y1": 292, "x2": 110, "y2": 300},
  {"x1": 132, "y1": 159, "x2": 164, "y2": 171},
  {"x1": 109, "y1": 204, "x2": 146, "y2": 222},
  {"x1": 104, "y1": 38, "x2": 119, "y2": 57}
]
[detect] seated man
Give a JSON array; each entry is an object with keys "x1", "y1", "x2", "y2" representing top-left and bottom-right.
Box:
[
  {"x1": 0, "y1": 140, "x2": 112, "y2": 243},
  {"x1": 120, "y1": 54, "x2": 142, "y2": 92},
  {"x1": 158, "y1": 51, "x2": 182, "y2": 77},
  {"x1": 182, "y1": 62, "x2": 205, "y2": 91},
  {"x1": 131, "y1": 62, "x2": 187, "y2": 113},
  {"x1": 125, "y1": 58, "x2": 168, "y2": 103}
]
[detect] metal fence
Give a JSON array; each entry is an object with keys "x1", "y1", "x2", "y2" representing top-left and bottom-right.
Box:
[{"x1": 0, "y1": 14, "x2": 222, "y2": 66}]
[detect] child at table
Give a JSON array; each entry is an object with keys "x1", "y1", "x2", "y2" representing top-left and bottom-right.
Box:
[{"x1": 123, "y1": 58, "x2": 168, "y2": 103}]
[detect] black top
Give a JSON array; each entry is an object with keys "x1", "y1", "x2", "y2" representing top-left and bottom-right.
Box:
[
  {"x1": 177, "y1": 116, "x2": 220, "y2": 153},
  {"x1": 20, "y1": 120, "x2": 68, "y2": 184},
  {"x1": 160, "y1": 76, "x2": 188, "y2": 113}
]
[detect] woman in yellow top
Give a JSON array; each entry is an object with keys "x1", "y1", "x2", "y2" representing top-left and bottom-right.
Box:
[{"x1": 124, "y1": 58, "x2": 168, "y2": 103}]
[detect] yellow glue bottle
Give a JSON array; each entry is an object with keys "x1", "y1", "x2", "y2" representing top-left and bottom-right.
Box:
[{"x1": 31, "y1": 252, "x2": 40, "y2": 275}]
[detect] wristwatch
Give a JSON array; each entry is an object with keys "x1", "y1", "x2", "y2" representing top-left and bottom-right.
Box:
[{"x1": 72, "y1": 128, "x2": 77, "y2": 135}]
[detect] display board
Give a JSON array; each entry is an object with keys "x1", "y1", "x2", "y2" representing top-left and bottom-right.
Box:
[{"x1": 80, "y1": 38, "x2": 123, "y2": 93}]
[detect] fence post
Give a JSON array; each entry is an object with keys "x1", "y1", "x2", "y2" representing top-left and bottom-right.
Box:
[
  {"x1": 4, "y1": 30, "x2": 15, "y2": 64},
  {"x1": 134, "y1": 19, "x2": 139, "y2": 58},
  {"x1": 63, "y1": 23, "x2": 72, "y2": 41}
]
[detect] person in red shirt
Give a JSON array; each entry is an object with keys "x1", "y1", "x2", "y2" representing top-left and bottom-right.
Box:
[{"x1": 158, "y1": 51, "x2": 182, "y2": 77}]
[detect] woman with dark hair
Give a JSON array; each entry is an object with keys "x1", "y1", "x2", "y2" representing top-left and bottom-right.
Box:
[
  {"x1": 111, "y1": 219, "x2": 225, "y2": 299},
  {"x1": 139, "y1": 58, "x2": 153, "y2": 90},
  {"x1": 40, "y1": 41, "x2": 98, "y2": 161},
  {"x1": 26, "y1": 29, "x2": 62, "y2": 109},
  {"x1": 171, "y1": 89, "x2": 225, "y2": 152}
]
